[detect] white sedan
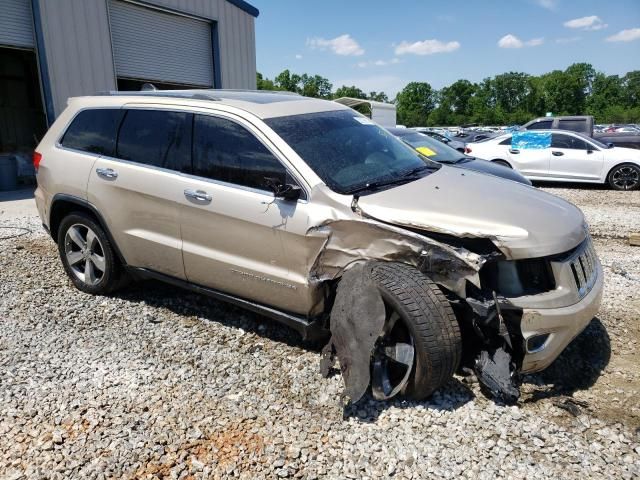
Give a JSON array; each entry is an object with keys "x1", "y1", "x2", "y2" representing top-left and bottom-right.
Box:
[{"x1": 466, "y1": 130, "x2": 640, "y2": 190}]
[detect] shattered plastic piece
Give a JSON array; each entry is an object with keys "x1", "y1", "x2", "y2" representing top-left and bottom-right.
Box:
[
  {"x1": 321, "y1": 263, "x2": 386, "y2": 404},
  {"x1": 474, "y1": 347, "x2": 520, "y2": 403}
]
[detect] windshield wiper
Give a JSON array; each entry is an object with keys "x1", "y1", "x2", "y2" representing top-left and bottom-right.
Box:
[{"x1": 345, "y1": 165, "x2": 432, "y2": 194}]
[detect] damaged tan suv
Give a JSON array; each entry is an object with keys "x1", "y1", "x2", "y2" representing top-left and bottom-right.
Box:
[{"x1": 34, "y1": 90, "x2": 603, "y2": 403}]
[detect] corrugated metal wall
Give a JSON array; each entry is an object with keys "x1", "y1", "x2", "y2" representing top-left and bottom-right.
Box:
[
  {"x1": 37, "y1": 0, "x2": 117, "y2": 117},
  {"x1": 36, "y1": 0, "x2": 257, "y2": 117},
  {"x1": 0, "y1": 0, "x2": 35, "y2": 49}
]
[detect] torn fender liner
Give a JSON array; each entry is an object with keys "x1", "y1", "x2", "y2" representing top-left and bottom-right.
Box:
[
  {"x1": 319, "y1": 262, "x2": 386, "y2": 404},
  {"x1": 474, "y1": 347, "x2": 520, "y2": 403},
  {"x1": 307, "y1": 218, "x2": 485, "y2": 298}
]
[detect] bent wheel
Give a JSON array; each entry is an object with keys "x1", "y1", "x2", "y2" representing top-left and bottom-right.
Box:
[{"x1": 369, "y1": 262, "x2": 462, "y2": 400}]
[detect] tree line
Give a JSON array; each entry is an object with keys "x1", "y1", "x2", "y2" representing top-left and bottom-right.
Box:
[{"x1": 257, "y1": 63, "x2": 640, "y2": 127}]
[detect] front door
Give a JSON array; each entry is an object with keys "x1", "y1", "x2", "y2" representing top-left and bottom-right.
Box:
[
  {"x1": 178, "y1": 112, "x2": 317, "y2": 314},
  {"x1": 549, "y1": 133, "x2": 604, "y2": 181}
]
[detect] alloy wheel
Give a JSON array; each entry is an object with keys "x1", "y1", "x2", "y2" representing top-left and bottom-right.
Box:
[
  {"x1": 64, "y1": 224, "x2": 106, "y2": 286},
  {"x1": 371, "y1": 307, "x2": 415, "y2": 400},
  {"x1": 611, "y1": 166, "x2": 640, "y2": 190}
]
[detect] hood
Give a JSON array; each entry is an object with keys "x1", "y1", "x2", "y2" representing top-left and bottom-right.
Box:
[
  {"x1": 452, "y1": 158, "x2": 532, "y2": 185},
  {"x1": 606, "y1": 146, "x2": 640, "y2": 160},
  {"x1": 357, "y1": 166, "x2": 586, "y2": 259}
]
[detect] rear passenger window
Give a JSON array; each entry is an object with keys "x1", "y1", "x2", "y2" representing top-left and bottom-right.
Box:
[
  {"x1": 116, "y1": 110, "x2": 192, "y2": 172},
  {"x1": 61, "y1": 109, "x2": 124, "y2": 156},
  {"x1": 192, "y1": 115, "x2": 286, "y2": 190}
]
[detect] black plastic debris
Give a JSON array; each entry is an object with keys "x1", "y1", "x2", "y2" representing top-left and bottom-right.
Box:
[
  {"x1": 319, "y1": 262, "x2": 386, "y2": 404},
  {"x1": 474, "y1": 347, "x2": 520, "y2": 403}
]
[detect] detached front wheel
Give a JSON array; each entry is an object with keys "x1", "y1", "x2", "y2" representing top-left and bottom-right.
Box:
[{"x1": 369, "y1": 262, "x2": 462, "y2": 400}]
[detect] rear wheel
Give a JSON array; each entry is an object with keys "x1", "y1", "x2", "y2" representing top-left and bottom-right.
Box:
[
  {"x1": 492, "y1": 159, "x2": 512, "y2": 169},
  {"x1": 369, "y1": 262, "x2": 461, "y2": 400},
  {"x1": 607, "y1": 163, "x2": 640, "y2": 190},
  {"x1": 57, "y1": 212, "x2": 125, "y2": 295}
]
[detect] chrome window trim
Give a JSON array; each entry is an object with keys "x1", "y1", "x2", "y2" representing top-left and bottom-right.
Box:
[{"x1": 55, "y1": 105, "x2": 310, "y2": 203}]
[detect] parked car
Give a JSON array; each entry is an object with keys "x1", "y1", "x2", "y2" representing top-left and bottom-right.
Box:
[
  {"x1": 34, "y1": 90, "x2": 603, "y2": 403},
  {"x1": 522, "y1": 115, "x2": 640, "y2": 150},
  {"x1": 466, "y1": 130, "x2": 640, "y2": 190},
  {"x1": 422, "y1": 130, "x2": 466, "y2": 152},
  {"x1": 388, "y1": 128, "x2": 531, "y2": 185}
]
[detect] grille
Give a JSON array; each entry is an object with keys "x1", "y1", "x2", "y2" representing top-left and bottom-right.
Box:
[{"x1": 569, "y1": 238, "x2": 598, "y2": 298}]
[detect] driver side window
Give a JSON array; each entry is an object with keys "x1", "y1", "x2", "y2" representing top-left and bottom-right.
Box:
[
  {"x1": 551, "y1": 134, "x2": 589, "y2": 150},
  {"x1": 192, "y1": 114, "x2": 287, "y2": 191}
]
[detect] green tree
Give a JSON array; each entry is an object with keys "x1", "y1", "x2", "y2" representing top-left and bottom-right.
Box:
[
  {"x1": 395, "y1": 82, "x2": 436, "y2": 127},
  {"x1": 274, "y1": 69, "x2": 302, "y2": 93},
  {"x1": 334, "y1": 85, "x2": 367, "y2": 99},
  {"x1": 256, "y1": 72, "x2": 278, "y2": 90},
  {"x1": 368, "y1": 91, "x2": 389, "y2": 102}
]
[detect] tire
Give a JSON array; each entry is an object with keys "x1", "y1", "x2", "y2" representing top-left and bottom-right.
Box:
[
  {"x1": 57, "y1": 212, "x2": 126, "y2": 295},
  {"x1": 607, "y1": 163, "x2": 640, "y2": 191},
  {"x1": 491, "y1": 159, "x2": 512, "y2": 169},
  {"x1": 369, "y1": 262, "x2": 461, "y2": 400}
]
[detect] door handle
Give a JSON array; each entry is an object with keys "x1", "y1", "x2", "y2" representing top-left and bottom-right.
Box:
[
  {"x1": 184, "y1": 189, "x2": 212, "y2": 203},
  {"x1": 509, "y1": 149, "x2": 520, "y2": 154},
  {"x1": 552, "y1": 151, "x2": 564, "y2": 156},
  {"x1": 96, "y1": 167, "x2": 118, "y2": 179}
]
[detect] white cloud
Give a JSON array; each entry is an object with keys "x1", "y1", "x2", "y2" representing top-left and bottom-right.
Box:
[
  {"x1": 498, "y1": 34, "x2": 524, "y2": 48},
  {"x1": 564, "y1": 15, "x2": 608, "y2": 31},
  {"x1": 394, "y1": 39, "x2": 460, "y2": 55},
  {"x1": 295, "y1": 54, "x2": 302, "y2": 60},
  {"x1": 534, "y1": 0, "x2": 557, "y2": 10},
  {"x1": 357, "y1": 58, "x2": 401, "y2": 68},
  {"x1": 526, "y1": 37, "x2": 545, "y2": 46},
  {"x1": 498, "y1": 34, "x2": 544, "y2": 48},
  {"x1": 556, "y1": 36, "x2": 581, "y2": 44},
  {"x1": 307, "y1": 34, "x2": 364, "y2": 56},
  {"x1": 606, "y1": 27, "x2": 640, "y2": 42}
]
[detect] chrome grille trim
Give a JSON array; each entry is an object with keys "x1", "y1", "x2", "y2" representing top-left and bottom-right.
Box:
[{"x1": 568, "y1": 238, "x2": 598, "y2": 298}]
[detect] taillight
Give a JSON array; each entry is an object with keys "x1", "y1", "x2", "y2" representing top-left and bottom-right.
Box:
[
  {"x1": 33, "y1": 151, "x2": 42, "y2": 172},
  {"x1": 465, "y1": 147, "x2": 472, "y2": 154}
]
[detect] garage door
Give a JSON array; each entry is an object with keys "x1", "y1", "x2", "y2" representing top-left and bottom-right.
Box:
[
  {"x1": 109, "y1": 0, "x2": 214, "y2": 87},
  {"x1": 0, "y1": 0, "x2": 35, "y2": 49}
]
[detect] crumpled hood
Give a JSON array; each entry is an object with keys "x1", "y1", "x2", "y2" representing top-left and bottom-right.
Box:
[{"x1": 357, "y1": 166, "x2": 587, "y2": 259}]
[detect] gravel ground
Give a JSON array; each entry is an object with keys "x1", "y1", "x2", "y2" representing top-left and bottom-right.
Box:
[{"x1": 1, "y1": 187, "x2": 639, "y2": 479}]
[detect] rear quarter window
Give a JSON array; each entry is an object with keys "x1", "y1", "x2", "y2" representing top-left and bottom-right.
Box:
[
  {"x1": 60, "y1": 109, "x2": 124, "y2": 156},
  {"x1": 558, "y1": 119, "x2": 587, "y2": 133},
  {"x1": 526, "y1": 120, "x2": 553, "y2": 130}
]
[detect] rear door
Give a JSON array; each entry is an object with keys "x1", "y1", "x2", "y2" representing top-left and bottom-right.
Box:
[
  {"x1": 506, "y1": 135, "x2": 550, "y2": 177},
  {"x1": 177, "y1": 112, "x2": 317, "y2": 314},
  {"x1": 549, "y1": 133, "x2": 603, "y2": 181},
  {"x1": 87, "y1": 107, "x2": 192, "y2": 279}
]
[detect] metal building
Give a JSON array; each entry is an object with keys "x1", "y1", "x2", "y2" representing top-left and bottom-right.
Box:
[{"x1": 0, "y1": 0, "x2": 258, "y2": 176}]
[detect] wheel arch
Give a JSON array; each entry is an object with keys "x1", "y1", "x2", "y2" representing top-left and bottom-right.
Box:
[
  {"x1": 491, "y1": 159, "x2": 512, "y2": 168},
  {"x1": 605, "y1": 161, "x2": 640, "y2": 183},
  {"x1": 49, "y1": 194, "x2": 127, "y2": 265}
]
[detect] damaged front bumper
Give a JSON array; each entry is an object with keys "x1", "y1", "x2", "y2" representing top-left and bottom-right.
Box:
[{"x1": 515, "y1": 260, "x2": 604, "y2": 373}]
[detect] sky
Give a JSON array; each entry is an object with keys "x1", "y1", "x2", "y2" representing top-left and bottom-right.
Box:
[{"x1": 250, "y1": 0, "x2": 640, "y2": 98}]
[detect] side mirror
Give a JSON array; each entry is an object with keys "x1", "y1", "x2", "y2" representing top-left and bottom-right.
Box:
[
  {"x1": 607, "y1": 142, "x2": 615, "y2": 149},
  {"x1": 264, "y1": 177, "x2": 302, "y2": 201}
]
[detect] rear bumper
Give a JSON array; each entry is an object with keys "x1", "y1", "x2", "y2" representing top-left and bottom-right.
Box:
[{"x1": 517, "y1": 261, "x2": 604, "y2": 373}]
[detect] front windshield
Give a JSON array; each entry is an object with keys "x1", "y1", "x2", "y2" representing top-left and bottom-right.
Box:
[
  {"x1": 396, "y1": 132, "x2": 465, "y2": 163},
  {"x1": 266, "y1": 110, "x2": 438, "y2": 194}
]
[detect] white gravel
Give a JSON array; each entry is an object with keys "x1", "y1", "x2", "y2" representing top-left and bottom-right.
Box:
[{"x1": 1, "y1": 187, "x2": 639, "y2": 479}]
